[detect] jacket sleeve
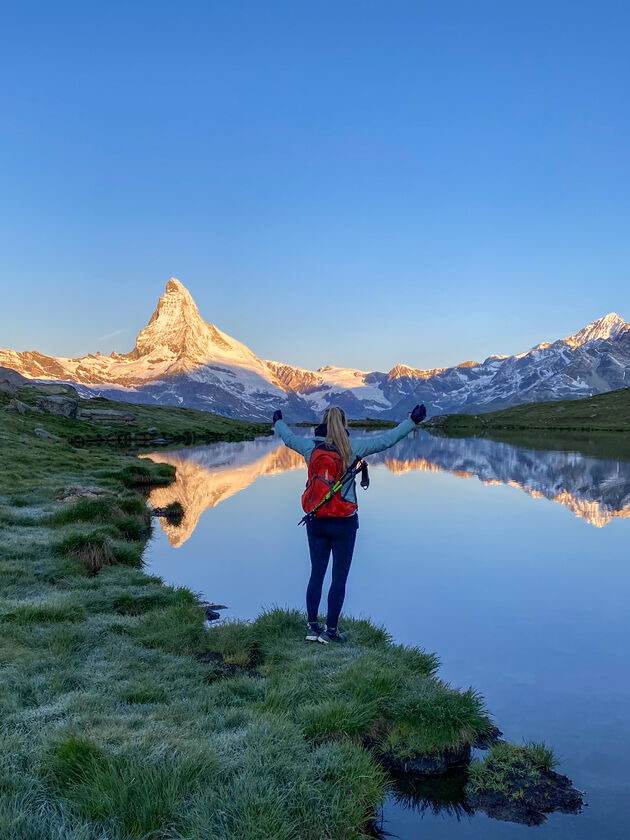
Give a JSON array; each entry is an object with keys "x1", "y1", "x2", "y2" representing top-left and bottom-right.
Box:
[
  {"x1": 273, "y1": 419, "x2": 315, "y2": 459},
  {"x1": 351, "y1": 418, "x2": 416, "y2": 458}
]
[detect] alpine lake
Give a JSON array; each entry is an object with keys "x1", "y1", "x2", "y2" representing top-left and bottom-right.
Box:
[{"x1": 142, "y1": 428, "x2": 630, "y2": 839}]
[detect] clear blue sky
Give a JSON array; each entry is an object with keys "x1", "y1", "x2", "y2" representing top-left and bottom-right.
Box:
[{"x1": 1, "y1": 0, "x2": 629, "y2": 372}]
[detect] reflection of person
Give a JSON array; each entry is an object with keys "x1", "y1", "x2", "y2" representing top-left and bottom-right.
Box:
[{"x1": 273, "y1": 404, "x2": 426, "y2": 644}]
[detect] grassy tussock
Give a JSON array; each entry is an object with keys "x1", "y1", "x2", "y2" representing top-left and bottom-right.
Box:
[
  {"x1": 153, "y1": 500, "x2": 185, "y2": 524},
  {"x1": 132, "y1": 601, "x2": 212, "y2": 654},
  {"x1": 0, "y1": 507, "x2": 42, "y2": 527},
  {"x1": 52, "y1": 528, "x2": 146, "y2": 574},
  {"x1": 53, "y1": 530, "x2": 117, "y2": 574},
  {"x1": 466, "y1": 740, "x2": 559, "y2": 798},
  {"x1": 50, "y1": 497, "x2": 123, "y2": 526},
  {"x1": 113, "y1": 586, "x2": 196, "y2": 616},
  {"x1": 44, "y1": 735, "x2": 220, "y2": 837},
  {"x1": 117, "y1": 463, "x2": 175, "y2": 488},
  {"x1": 51, "y1": 496, "x2": 150, "y2": 543},
  {"x1": 379, "y1": 680, "x2": 489, "y2": 756},
  {"x1": 2, "y1": 598, "x2": 87, "y2": 625}
]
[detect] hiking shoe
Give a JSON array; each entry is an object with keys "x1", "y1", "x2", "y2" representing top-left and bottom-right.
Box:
[
  {"x1": 317, "y1": 628, "x2": 346, "y2": 644},
  {"x1": 306, "y1": 622, "x2": 325, "y2": 642}
]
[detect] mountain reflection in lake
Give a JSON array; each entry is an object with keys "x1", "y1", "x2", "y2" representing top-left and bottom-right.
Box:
[
  {"x1": 143, "y1": 431, "x2": 630, "y2": 840},
  {"x1": 143, "y1": 431, "x2": 630, "y2": 544}
]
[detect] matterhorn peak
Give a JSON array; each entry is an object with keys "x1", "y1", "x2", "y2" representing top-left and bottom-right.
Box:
[
  {"x1": 123, "y1": 278, "x2": 268, "y2": 375},
  {"x1": 129, "y1": 278, "x2": 209, "y2": 360},
  {"x1": 563, "y1": 312, "x2": 627, "y2": 348},
  {"x1": 165, "y1": 277, "x2": 189, "y2": 295}
]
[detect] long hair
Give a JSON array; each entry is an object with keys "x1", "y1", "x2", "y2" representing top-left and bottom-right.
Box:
[{"x1": 322, "y1": 406, "x2": 352, "y2": 471}]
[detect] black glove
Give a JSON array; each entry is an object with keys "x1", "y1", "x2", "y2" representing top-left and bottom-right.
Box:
[
  {"x1": 410, "y1": 404, "x2": 426, "y2": 424},
  {"x1": 272, "y1": 409, "x2": 283, "y2": 423}
]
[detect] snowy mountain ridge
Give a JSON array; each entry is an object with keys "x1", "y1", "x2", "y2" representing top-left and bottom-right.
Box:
[{"x1": 0, "y1": 278, "x2": 628, "y2": 420}]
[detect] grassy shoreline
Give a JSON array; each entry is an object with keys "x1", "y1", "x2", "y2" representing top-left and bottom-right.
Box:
[
  {"x1": 4, "y1": 384, "x2": 271, "y2": 446},
  {"x1": 423, "y1": 388, "x2": 630, "y2": 461},
  {"x1": 0, "y1": 391, "x2": 581, "y2": 837},
  {"x1": 424, "y1": 387, "x2": 630, "y2": 434}
]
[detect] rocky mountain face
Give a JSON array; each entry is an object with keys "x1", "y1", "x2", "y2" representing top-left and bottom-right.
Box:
[{"x1": 1, "y1": 278, "x2": 628, "y2": 421}]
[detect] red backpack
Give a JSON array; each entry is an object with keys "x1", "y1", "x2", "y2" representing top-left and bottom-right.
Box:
[{"x1": 301, "y1": 444, "x2": 358, "y2": 519}]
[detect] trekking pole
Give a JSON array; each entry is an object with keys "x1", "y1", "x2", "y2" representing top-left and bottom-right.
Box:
[{"x1": 298, "y1": 457, "x2": 365, "y2": 526}]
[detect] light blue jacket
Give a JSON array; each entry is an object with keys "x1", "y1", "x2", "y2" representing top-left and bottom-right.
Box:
[{"x1": 274, "y1": 418, "x2": 416, "y2": 506}]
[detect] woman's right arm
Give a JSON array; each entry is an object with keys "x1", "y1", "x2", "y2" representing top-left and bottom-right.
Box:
[
  {"x1": 351, "y1": 405, "x2": 426, "y2": 458},
  {"x1": 274, "y1": 419, "x2": 314, "y2": 458},
  {"x1": 351, "y1": 418, "x2": 415, "y2": 458}
]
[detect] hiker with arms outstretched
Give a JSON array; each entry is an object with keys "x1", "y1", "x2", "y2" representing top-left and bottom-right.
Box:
[{"x1": 272, "y1": 404, "x2": 426, "y2": 643}]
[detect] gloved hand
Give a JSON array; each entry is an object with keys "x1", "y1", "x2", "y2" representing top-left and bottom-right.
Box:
[
  {"x1": 272, "y1": 409, "x2": 283, "y2": 423},
  {"x1": 410, "y1": 404, "x2": 426, "y2": 424}
]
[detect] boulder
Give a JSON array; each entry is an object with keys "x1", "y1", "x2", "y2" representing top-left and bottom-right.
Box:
[
  {"x1": 77, "y1": 408, "x2": 136, "y2": 425},
  {"x1": 8, "y1": 398, "x2": 43, "y2": 415},
  {"x1": 202, "y1": 602, "x2": 227, "y2": 623},
  {"x1": 0, "y1": 382, "x2": 18, "y2": 397},
  {"x1": 57, "y1": 485, "x2": 115, "y2": 502},
  {"x1": 34, "y1": 428, "x2": 60, "y2": 440},
  {"x1": 37, "y1": 395, "x2": 78, "y2": 418},
  {"x1": 0, "y1": 367, "x2": 28, "y2": 385},
  {"x1": 25, "y1": 383, "x2": 79, "y2": 397}
]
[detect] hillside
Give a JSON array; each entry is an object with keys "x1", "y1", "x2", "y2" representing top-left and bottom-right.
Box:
[
  {"x1": 425, "y1": 388, "x2": 630, "y2": 433},
  {"x1": 424, "y1": 388, "x2": 630, "y2": 462},
  {"x1": 0, "y1": 382, "x2": 270, "y2": 447}
]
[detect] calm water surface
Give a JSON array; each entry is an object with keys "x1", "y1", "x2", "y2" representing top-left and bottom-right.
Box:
[{"x1": 144, "y1": 430, "x2": 630, "y2": 839}]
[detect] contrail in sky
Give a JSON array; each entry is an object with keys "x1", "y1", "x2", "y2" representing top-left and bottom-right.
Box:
[{"x1": 98, "y1": 329, "x2": 124, "y2": 341}]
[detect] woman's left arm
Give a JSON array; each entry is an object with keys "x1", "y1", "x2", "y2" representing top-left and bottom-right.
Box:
[{"x1": 351, "y1": 418, "x2": 416, "y2": 458}]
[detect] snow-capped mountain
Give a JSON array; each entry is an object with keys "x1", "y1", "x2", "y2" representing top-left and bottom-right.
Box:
[
  {"x1": 0, "y1": 279, "x2": 306, "y2": 420},
  {"x1": 1, "y1": 278, "x2": 629, "y2": 420}
]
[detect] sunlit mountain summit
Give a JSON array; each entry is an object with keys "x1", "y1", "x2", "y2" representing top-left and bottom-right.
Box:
[{"x1": 1, "y1": 278, "x2": 629, "y2": 420}]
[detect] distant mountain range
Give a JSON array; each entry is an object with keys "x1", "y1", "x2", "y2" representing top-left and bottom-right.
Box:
[{"x1": 1, "y1": 278, "x2": 629, "y2": 421}]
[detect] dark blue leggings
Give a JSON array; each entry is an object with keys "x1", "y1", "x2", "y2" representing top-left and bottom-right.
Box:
[{"x1": 305, "y1": 514, "x2": 358, "y2": 628}]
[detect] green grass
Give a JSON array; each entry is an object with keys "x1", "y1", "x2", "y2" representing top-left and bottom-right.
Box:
[
  {"x1": 2, "y1": 598, "x2": 87, "y2": 625},
  {"x1": 2, "y1": 384, "x2": 271, "y2": 446},
  {"x1": 424, "y1": 388, "x2": 630, "y2": 461},
  {"x1": 43, "y1": 734, "x2": 221, "y2": 837},
  {"x1": 0, "y1": 400, "x2": 561, "y2": 838},
  {"x1": 466, "y1": 740, "x2": 559, "y2": 799},
  {"x1": 0, "y1": 409, "x2": 391, "y2": 838},
  {"x1": 426, "y1": 388, "x2": 630, "y2": 434},
  {"x1": 186, "y1": 608, "x2": 486, "y2": 756}
]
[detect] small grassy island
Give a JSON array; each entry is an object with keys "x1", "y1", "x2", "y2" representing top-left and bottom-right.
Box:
[{"x1": 0, "y1": 384, "x2": 582, "y2": 838}]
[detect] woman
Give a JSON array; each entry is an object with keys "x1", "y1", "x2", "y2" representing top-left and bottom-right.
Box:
[{"x1": 272, "y1": 403, "x2": 426, "y2": 643}]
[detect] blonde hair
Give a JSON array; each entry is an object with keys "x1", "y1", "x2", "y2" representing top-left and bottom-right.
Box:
[{"x1": 322, "y1": 406, "x2": 352, "y2": 471}]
